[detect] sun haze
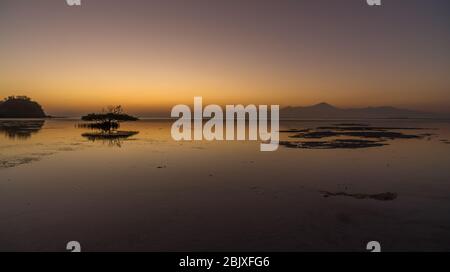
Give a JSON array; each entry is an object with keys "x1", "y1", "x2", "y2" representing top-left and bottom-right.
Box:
[{"x1": 1, "y1": 0, "x2": 449, "y2": 116}]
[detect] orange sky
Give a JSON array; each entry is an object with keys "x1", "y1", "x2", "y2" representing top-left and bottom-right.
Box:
[{"x1": 1, "y1": 0, "x2": 449, "y2": 116}]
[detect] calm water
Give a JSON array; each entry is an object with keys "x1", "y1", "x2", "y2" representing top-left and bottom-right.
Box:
[{"x1": 0, "y1": 119, "x2": 450, "y2": 251}]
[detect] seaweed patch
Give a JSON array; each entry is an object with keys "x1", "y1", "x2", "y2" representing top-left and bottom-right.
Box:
[{"x1": 320, "y1": 191, "x2": 397, "y2": 201}]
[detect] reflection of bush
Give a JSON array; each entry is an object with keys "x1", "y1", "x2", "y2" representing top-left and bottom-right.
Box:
[
  {"x1": 78, "y1": 121, "x2": 120, "y2": 132},
  {"x1": 81, "y1": 131, "x2": 139, "y2": 147},
  {"x1": 82, "y1": 131, "x2": 139, "y2": 139},
  {"x1": 79, "y1": 106, "x2": 139, "y2": 147},
  {"x1": 0, "y1": 120, "x2": 45, "y2": 139}
]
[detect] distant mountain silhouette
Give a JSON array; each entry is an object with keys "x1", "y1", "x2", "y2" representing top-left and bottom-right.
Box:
[
  {"x1": 0, "y1": 96, "x2": 47, "y2": 118},
  {"x1": 281, "y1": 103, "x2": 434, "y2": 119}
]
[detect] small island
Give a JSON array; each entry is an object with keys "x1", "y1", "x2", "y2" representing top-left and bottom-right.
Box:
[
  {"x1": 79, "y1": 105, "x2": 139, "y2": 143},
  {"x1": 0, "y1": 96, "x2": 47, "y2": 118}
]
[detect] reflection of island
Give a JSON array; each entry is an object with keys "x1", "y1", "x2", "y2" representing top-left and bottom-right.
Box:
[
  {"x1": 0, "y1": 120, "x2": 45, "y2": 139},
  {"x1": 79, "y1": 106, "x2": 139, "y2": 147}
]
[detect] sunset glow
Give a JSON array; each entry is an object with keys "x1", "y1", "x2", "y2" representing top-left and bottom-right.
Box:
[{"x1": 1, "y1": 0, "x2": 449, "y2": 116}]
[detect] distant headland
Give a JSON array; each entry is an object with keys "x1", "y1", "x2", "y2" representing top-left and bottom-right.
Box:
[
  {"x1": 280, "y1": 102, "x2": 438, "y2": 119},
  {"x1": 0, "y1": 96, "x2": 47, "y2": 118}
]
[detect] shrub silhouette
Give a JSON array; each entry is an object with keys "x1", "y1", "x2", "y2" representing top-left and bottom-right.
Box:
[{"x1": 80, "y1": 106, "x2": 138, "y2": 133}]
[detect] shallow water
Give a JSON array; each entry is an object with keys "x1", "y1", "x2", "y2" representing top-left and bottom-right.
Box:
[{"x1": 0, "y1": 119, "x2": 449, "y2": 251}]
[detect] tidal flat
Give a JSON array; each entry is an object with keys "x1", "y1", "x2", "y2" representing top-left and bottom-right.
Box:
[{"x1": 0, "y1": 119, "x2": 449, "y2": 251}]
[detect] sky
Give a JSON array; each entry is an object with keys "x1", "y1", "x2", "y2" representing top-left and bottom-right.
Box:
[{"x1": 0, "y1": 0, "x2": 449, "y2": 116}]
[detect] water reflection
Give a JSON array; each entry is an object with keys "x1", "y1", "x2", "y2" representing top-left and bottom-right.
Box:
[
  {"x1": 81, "y1": 131, "x2": 139, "y2": 147},
  {"x1": 1, "y1": 119, "x2": 450, "y2": 251},
  {"x1": 0, "y1": 120, "x2": 45, "y2": 139}
]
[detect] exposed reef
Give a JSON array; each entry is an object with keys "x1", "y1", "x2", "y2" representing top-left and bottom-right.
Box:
[
  {"x1": 280, "y1": 139, "x2": 386, "y2": 149},
  {"x1": 279, "y1": 123, "x2": 432, "y2": 149},
  {"x1": 290, "y1": 130, "x2": 421, "y2": 140},
  {"x1": 0, "y1": 157, "x2": 41, "y2": 169},
  {"x1": 320, "y1": 191, "x2": 398, "y2": 201}
]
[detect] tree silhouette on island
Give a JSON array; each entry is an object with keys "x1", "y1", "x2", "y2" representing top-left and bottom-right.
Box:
[
  {"x1": 80, "y1": 106, "x2": 139, "y2": 144},
  {"x1": 0, "y1": 96, "x2": 47, "y2": 118}
]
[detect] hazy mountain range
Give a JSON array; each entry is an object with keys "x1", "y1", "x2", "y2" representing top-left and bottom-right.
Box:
[{"x1": 280, "y1": 103, "x2": 439, "y2": 119}]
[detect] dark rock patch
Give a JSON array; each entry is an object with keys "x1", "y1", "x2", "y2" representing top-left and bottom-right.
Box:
[
  {"x1": 0, "y1": 157, "x2": 40, "y2": 169},
  {"x1": 334, "y1": 123, "x2": 369, "y2": 127},
  {"x1": 280, "y1": 139, "x2": 386, "y2": 149},
  {"x1": 279, "y1": 124, "x2": 436, "y2": 149},
  {"x1": 316, "y1": 126, "x2": 427, "y2": 131},
  {"x1": 320, "y1": 191, "x2": 397, "y2": 201},
  {"x1": 290, "y1": 130, "x2": 421, "y2": 140},
  {"x1": 279, "y1": 128, "x2": 310, "y2": 133}
]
